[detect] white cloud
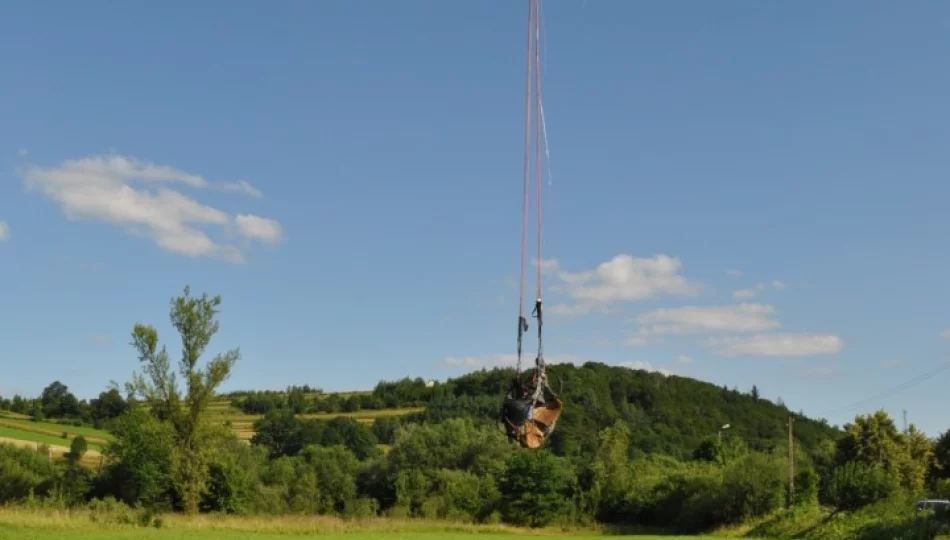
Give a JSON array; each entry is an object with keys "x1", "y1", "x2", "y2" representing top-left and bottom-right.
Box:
[
  {"x1": 441, "y1": 353, "x2": 675, "y2": 377},
  {"x1": 548, "y1": 254, "x2": 700, "y2": 315},
  {"x1": 708, "y1": 333, "x2": 844, "y2": 357},
  {"x1": 442, "y1": 353, "x2": 584, "y2": 369},
  {"x1": 85, "y1": 335, "x2": 110, "y2": 345},
  {"x1": 635, "y1": 303, "x2": 779, "y2": 336},
  {"x1": 0, "y1": 220, "x2": 8, "y2": 242},
  {"x1": 624, "y1": 336, "x2": 648, "y2": 347},
  {"x1": 235, "y1": 214, "x2": 283, "y2": 243},
  {"x1": 22, "y1": 154, "x2": 278, "y2": 263},
  {"x1": 533, "y1": 257, "x2": 561, "y2": 273},
  {"x1": 676, "y1": 355, "x2": 694, "y2": 365},
  {"x1": 731, "y1": 281, "x2": 785, "y2": 300},
  {"x1": 618, "y1": 361, "x2": 674, "y2": 376},
  {"x1": 221, "y1": 180, "x2": 263, "y2": 198},
  {"x1": 941, "y1": 328, "x2": 950, "y2": 339},
  {"x1": 732, "y1": 287, "x2": 759, "y2": 299},
  {"x1": 727, "y1": 269, "x2": 743, "y2": 278}
]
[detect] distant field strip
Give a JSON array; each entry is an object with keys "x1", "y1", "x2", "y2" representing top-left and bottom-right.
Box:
[
  {"x1": 207, "y1": 403, "x2": 425, "y2": 440},
  {"x1": 0, "y1": 418, "x2": 110, "y2": 447},
  {"x1": 0, "y1": 398, "x2": 420, "y2": 450}
]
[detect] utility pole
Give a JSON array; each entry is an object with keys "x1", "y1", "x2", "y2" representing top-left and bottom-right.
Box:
[
  {"x1": 788, "y1": 416, "x2": 795, "y2": 507},
  {"x1": 903, "y1": 410, "x2": 908, "y2": 434}
]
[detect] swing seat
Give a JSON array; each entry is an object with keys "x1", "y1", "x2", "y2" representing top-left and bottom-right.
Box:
[{"x1": 501, "y1": 377, "x2": 562, "y2": 449}]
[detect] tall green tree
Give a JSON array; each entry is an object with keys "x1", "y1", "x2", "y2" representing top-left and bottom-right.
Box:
[
  {"x1": 127, "y1": 286, "x2": 240, "y2": 514},
  {"x1": 499, "y1": 450, "x2": 576, "y2": 527}
]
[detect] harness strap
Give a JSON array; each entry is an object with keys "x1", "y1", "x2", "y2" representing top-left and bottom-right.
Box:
[{"x1": 516, "y1": 315, "x2": 528, "y2": 375}]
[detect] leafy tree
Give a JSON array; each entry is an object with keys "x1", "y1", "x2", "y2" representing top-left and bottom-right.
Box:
[
  {"x1": 589, "y1": 420, "x2": 633, "y2": 521},
  {"x1": 0, "y1": 444, "x2": 57, "y2": 502},
  {"x1": 498, "y1": 450, "x2": 576, "y2": 527},
  {"x1": 930, "y1": 428, "x2": 950, "y2": 485},
  {"x1": 321, "y1": 417, "x2": 380, "y2": 460},
  {"x1": 286, "y1": 386, "x2": 306, "y2": 414},
  {"x1": 371, "y1": 416, "x2": 403, "y2": 445},
  {"x1": 89, "y1": 384, "x2": 128, "y2": 425},
  {"x1": 719, "y1": 451, "x2": 786, "y2": 522},
  {"x1": 903, "y1": 424, "x2": 933, "y2": 494},
  {"x1": 835, "y1": 410, "x2": 922, "y2": 492},
  {"x1": 99, "y1": 406, "x2": 176, "y2": 508},
  {"x1": 252, "y1": 410, "x2": 304, "y2": 458},
  {"x1": 66, "y1": 435, "x2": 88, "y2": 464},
  {"x1": 824, "y1": 460, "x2": 898, "y2": 510},
  {"x1": 40, "y1": 380, "x2": 81, "y2": 418},
  {"x1": 200, "y1": 426, "x2": 265, "y2": 514},
  {"x1": 126, "y1": 286, "x2": 240, "y2": 514}
]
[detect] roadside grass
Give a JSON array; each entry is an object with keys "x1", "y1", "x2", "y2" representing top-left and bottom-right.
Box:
[{"x1": 0, "y1": 506, "x2": 747, "y2": 539}]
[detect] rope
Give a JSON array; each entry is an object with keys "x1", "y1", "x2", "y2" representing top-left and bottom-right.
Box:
[
  {"x1": 515, "y1": 0, "x2": 550, "y2": 388},
  {"x1": 533, "y1": 0, "x2": 546, "y2": 386},
  {"x1": 534, "y1": 0, "x2": 543, "y2": 306},
  {"x1": 516, "y1": 0, "x2": 535, "y2": 377}
]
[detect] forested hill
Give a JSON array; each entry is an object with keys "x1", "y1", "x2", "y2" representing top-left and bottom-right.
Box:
[{"x1": 412, "y1": 362, "x2": 841, "y2": 460}]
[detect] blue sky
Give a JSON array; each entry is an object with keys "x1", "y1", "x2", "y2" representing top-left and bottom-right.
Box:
[{"x1": 1, "y1": 1, "x2": 949, "y2": 436}]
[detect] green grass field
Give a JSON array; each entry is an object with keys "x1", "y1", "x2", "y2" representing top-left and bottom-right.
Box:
[
  {"x1": 0, "y1": 530, "x2": 732, "y2": 540},
  {"x1": 0, "y1": 425, "x2": 87, "y2": 449},
  {"x1": 0, "y1": 509, "x2": 743, "y2": 540},
  {"x1": 0, "y1": 417, "x2": 110, "y2": 448}
]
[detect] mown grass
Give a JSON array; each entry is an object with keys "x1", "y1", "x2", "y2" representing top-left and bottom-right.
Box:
[
  {"x1": 0, "y1": 507, "x2": 741, "y2": 539},
  {"x1": 0, "y1": 416, "x2": 110, "y2": 446},
  {"x1": 0, "y1": 427, "x2": 101, "y2": 451}
]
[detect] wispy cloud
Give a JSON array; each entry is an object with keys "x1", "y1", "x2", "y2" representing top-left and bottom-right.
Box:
[
  {"x1": 732, "y1": 280, "x2": 786, "y2": 300},
  {"x1": 618, "y1": 361, "x2": 674, "y2": 376},
  {"x1": 441, "y1": 353, "x2": 585, "y2": 369},
  {"x1": 708, "y1": 333, "x2": 844, "y2": 357},
  {"x1": 635, "y1": 303, "x2": 780, "y2": 336},
  {"x1": 0, "y1": 220, "x2": 8, "y2": 242},
  {"x1": 441, "y1": 353, "x2": 674, "y2": 376},
  {"x1": 22, "y1": 153, "x2": 281, "y2": 263},
  {"x1": 547, "y1": 254, "x2": 701, "y2": 316}
]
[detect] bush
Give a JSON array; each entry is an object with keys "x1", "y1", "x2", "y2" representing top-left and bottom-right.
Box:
[
  {"x1": 498, "y1": 450, "x2": 576, "y2": 527},
  {"x1": 824, "y1": 461, "x2": 899, "y2": 511}
]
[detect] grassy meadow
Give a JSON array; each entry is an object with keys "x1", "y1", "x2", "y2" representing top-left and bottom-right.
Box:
[{"x1": 0, "y1": 508, "x2": 746, "y2": 540}]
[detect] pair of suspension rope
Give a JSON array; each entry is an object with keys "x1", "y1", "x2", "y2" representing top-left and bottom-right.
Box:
[{"x1": 516, "y1": 0, "x2": 547, "y2": 394}]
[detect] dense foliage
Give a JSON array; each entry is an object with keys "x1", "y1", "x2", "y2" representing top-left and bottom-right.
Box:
[{"x1": 1, "y1": 287, "x2": 948, "y2": 538}]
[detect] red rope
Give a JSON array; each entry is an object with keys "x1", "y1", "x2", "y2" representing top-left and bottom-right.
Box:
[
  {"x1": 519, "y1": 0, "x2": 535, "y2": 323},
  {"x1": 534, "y1": 0, "x2": 543, "y2": 302}
]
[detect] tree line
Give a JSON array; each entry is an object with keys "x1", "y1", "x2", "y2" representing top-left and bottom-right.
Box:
[
  {"x1": 226, "y1": 378, "x2": 435, "y2": 415},
  {"x1": 1, "y1": 287, "x2": 948, "y2": 537}
]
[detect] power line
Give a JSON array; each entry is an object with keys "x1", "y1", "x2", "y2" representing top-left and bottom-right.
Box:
[{"x1": 818, "y1": 359, "x2": 950, "y2": 418}]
